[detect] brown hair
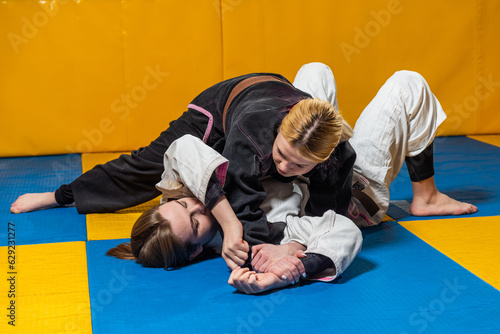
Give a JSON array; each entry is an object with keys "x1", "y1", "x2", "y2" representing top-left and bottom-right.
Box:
[
  {"x1": 279, "y1": 98, "x2": 352, "y2": 163},
  {"x1": 106, "y1": 204, "x2": 196, "y2": 269}
]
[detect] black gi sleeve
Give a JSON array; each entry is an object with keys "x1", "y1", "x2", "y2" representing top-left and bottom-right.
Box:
[
  {"x1": 222, "y1": 168, "x2": 270, "y2": 247},
  {"x1": 221, "y1": 139, "x2": 271, "y2": 247},
  {"x1": 301, "y1": 253, "x2": 334, "y2": 278},
  {"x1": 204, "y1": 171, "x2": 226, "y2": 210}
]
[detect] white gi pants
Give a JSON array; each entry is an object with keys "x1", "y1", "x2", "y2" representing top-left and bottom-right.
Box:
[{"x1": 293, "y1": 63, "x2": 447, "y2": 227}]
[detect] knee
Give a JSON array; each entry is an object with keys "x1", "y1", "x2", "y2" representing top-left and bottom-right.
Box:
[
  {"x1": 388, "y1": 70, "x2": 431, "y2": 96},
  {"x1": 293, "y1": 62, "x2": 337, "y2": 106},
  {"x1": 390, "y1": 70, "x2": 425, "y2": 85},
  {"x1": 297, "y1": 62, "x2": 334, "y2": 77}
]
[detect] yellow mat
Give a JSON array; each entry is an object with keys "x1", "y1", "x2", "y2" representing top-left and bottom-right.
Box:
[
  {"x1": 468, "y1": 134, "x2": 500, "y2": 147},
  {"x1": 0, "y1": 242, "x2": 92, "y2": 333},
  {"x1": 400, "y1": 216, "x2": 500, "y2": 290},
  {"x1": 82, "y1": 152, "x2": 160, "y2": 241}
]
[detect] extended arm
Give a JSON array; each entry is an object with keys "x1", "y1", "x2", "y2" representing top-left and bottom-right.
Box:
[{"x1": 155, "y1": 135, "x2": 249, "y2": 269}]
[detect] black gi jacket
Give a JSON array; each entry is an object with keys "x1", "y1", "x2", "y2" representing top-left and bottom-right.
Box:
[{"x1": 68, "y1": 73, "x2": 356, "y2": 247}]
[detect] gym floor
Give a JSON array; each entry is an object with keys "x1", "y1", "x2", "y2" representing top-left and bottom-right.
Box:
[{"x1": 1, "y1": 135, "x2": 499, "y2": 333}]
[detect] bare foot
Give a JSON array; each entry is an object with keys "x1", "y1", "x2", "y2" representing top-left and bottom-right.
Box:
[
  {"x1": 10, "y1": 192, "x2": 58, "y2": 214},
  {"x1": 410, "y1": 191, "x2": 478, "y2": 216}
]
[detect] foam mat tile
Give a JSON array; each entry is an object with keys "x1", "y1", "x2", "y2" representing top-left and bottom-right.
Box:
[
  {"x1": 389, "y1": 136, "x2": 500, "y2": 221},
  {"x1": 0, "y1": 241, "x2": 92, "y2": 333},
  {"x1": 400, "y1": 215, "x2": 500, "y2": 289},
  {"x1": 0, "y1": 155, "x2": 86, "y2": 246},
  {"x1": 86, "y1": 198, "x2": 160, "y2": 240},
  {"x1": 87, "y1": 222, "x2": 500, "y2": 333}
]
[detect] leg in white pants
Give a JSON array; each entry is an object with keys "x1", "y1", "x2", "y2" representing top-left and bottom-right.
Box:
[
  {"x1": 350, "y1": 70, "x2": 446, "y2": 225},
  {"x1": 293, "y1": 63, "x2": 446, "y2": 227}
]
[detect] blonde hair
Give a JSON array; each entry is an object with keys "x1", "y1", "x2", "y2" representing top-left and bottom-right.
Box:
[
  {"x1": 279, "y1": 98, "x2": 352, "y2": 163},
  {"x1": 106, "y1": 204, "x2": 196, "y2": 269}
]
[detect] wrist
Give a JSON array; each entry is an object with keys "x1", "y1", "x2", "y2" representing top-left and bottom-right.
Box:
[{"x1": 286, "y1": 242, "x2": 306, "y2": 256}]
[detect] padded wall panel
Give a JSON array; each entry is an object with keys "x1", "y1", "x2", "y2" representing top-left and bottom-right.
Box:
[
  {"x1": 112, "y1": 0, "x2": 224, "y2": 151},
  {"x1": 478, "y1": 1, "x2": 500, "y2": 135},
  {"x1": 0, "y1": 0, "x2": 223, "y2": 157},
  {"x1": 0, "y1": 0, "x2": 125, "y2": 157},
  {"x1": 1, "y1": 0, "x2": 499, "y2": 157},
  {"x1": 221, "y1": 0, "x2": 484, "y2": 134}
]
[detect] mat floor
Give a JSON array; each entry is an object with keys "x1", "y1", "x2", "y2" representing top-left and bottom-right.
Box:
[{"x1": 1, "y1": 135, "x2": 499, "y2": 334}]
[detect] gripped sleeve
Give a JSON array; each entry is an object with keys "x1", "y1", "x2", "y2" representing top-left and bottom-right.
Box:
[{"x1": 282, "y1": 210, "x2": 363, "y2": 282}]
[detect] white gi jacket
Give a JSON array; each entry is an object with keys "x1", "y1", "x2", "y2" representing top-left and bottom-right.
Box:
[{"x1": 155, "y1": 135, "x2": 362, "y2": 281}]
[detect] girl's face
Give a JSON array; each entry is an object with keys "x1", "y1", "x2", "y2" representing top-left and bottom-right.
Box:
[
  {"x1": 272, "y1": 133, "x2": 317, "y2": 177},
  {"x1": 159, "y1": 197, "x2": 217, "y2": 248}
]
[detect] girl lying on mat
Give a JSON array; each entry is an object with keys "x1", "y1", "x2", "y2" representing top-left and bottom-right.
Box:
[
  {"x1": 106, "y1": 134, "x2": 363, "y2": 294},
  {"x1": 11, "y1": 63, "x2": 477, "y2": 277}
]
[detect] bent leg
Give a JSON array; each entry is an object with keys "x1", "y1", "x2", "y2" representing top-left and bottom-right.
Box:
[
  {"x1": 352, "y1": 71, "x2": 477, "y2": 223},
  {"x1": 350, "y1": 71, "x2": 447, "y2": 224},
  {"x1": 292, "y1": 62, "x2": 339, "y2": 109}
]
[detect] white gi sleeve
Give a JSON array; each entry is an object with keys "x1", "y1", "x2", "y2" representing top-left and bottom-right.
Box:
[
  {"x1": 155, "y1": 134, "x2": 228, "y2": 205},
  {"x1": 281, "y1": 210, "x2": 362, "y2": 282}
]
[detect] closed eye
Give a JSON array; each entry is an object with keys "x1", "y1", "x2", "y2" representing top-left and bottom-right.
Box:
[{"x1": 176, "y1": 200, "x2": 187, "y2": 208}]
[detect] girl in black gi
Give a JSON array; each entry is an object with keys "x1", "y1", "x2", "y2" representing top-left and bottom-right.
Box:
[{"x1": 11, "y1": 73, "x2": 355, "y2": 271}]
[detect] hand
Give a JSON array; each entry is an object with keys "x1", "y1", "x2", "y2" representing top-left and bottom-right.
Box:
[
  {"x1": 221, "y1": 224, "x2": 249, "y2": 270},
  {"x1": 251, "y1": 244, "x2": 289, "y2": 273},
  {"x1": 251, "y1": 242, "x2": 306, "y2": 273},
  {"x1": 266, "y1": 251, "x2": 307, "y2": 285},
  {"x1": 211, "y1": 196, "x2": 250, "y2": 269},
  {"x1": 228, "y1": 267, "x2": 289, "y2": 294}
]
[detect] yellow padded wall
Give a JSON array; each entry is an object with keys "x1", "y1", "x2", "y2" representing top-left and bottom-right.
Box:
[
  {"x1": 0, "y1": 0, "x2": 222, "y2": 157},
  {"x1": 221, "y1": 0, "x2": 500, "y2": 136},
  {"x1": 478, "y1": 1, "x2": 500, "y2": 135},
  {"x1": 0, "y1": 0, "x2": 124, "y2": 157},
  {"x1": 1, "y1": 1, "x2": 499, "y2": 157}
]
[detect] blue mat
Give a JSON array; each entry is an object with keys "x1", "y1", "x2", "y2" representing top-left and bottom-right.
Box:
[
  {"x1": 0, "y1": 154, "x2": 86, "y2": 246},
  {"x1": 87, "y1": 223, "x2": 500, "y2": 333},
  {"x1": 387, "y1": 136, "x2": 500, "y2": 221}
]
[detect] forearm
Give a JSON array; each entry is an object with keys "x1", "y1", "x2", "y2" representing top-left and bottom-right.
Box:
[
  {"x1": 211, "y1": 195, "x2": 242, "y2": 234},
  {"x1": 211, "y1": 195, "x2": 249, "y2": 269}
]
